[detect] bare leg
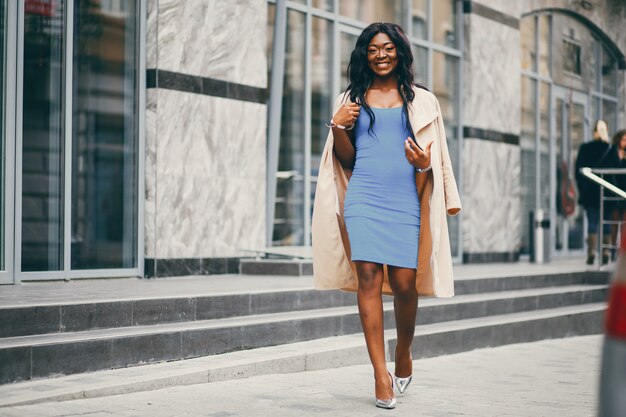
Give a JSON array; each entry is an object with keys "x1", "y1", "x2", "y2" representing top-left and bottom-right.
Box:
[
  {"x1": 355, "y1": 261, "x2": 394, "y2": 400},
  {"x1": 388, "y1": 266, "x2": 418, "y2": 378}
]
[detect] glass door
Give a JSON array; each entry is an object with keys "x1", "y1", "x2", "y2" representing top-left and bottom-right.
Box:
[
  {"x1": 15, "y1": 0, "x2": 141, "y2": 281},
  {"x1": 552, "y1": 87, "x2": 588, "y2": 255},
  {"x1": 0, "y1": 0, "x2": 16, "y2": 284}
]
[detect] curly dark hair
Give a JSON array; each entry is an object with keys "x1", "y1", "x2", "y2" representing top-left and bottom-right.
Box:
[
  {"x1": 345, "y1": 22, "x2": 427, "y2": 137},
  {"x1": 612, "y1": 129, "x2": 626, "y2": 147}
]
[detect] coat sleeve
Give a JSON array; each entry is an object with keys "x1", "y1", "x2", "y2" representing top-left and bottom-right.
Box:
[{"x1": 434, "y1": 97, "x2": 462, "y2": 216}]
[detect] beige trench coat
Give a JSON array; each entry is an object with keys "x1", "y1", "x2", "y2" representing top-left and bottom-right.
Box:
[{"x1": 311, "y1": 86, "x2": 462, "y2": 298}]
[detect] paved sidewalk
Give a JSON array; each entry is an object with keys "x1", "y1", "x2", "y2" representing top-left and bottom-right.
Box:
[{"x1": 2, "y1": 335, "x2": 602, "y2": 417}]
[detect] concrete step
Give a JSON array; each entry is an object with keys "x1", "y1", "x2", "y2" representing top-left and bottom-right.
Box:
[
  {"x1": 0, "y1": 270, "x2": 609, "y2": 338},
  {"x1": 0, "y1": 303, "x2": 605, "y2": 407},
  {"x1": 0, "y1": 285, "x2": 608, "y2": 384},
  {"x1": 240, "y1": 259, "x2": 313, "y2": 276}
]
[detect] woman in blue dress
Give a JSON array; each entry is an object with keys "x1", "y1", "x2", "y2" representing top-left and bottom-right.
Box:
[{"x1": 329, "y1": 23, "x2": 433, "y2": 409}]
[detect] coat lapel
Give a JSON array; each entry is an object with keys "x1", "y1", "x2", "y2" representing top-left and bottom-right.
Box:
[{"x1": 408, "y1": 86, "x2": 439, "y2": 149}]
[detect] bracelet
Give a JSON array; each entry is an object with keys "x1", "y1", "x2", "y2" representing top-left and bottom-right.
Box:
[
  {"x1": 415, "y1": 165, "x2": 432, "y2": 174},
  {"x1": 325, "y1": 118, "x2": 355, "y2": 131}
]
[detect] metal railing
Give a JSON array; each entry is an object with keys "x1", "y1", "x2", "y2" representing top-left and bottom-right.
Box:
[{"x1": 580, "y1": 167, "x2": 626, "y2": 269}]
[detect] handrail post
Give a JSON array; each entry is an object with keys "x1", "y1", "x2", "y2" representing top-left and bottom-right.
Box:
[{"x1": 599, "y1": 173, "x2": 604, "y2": 271}]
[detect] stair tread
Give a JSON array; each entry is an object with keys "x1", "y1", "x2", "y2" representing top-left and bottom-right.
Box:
[
  {"x1": 0, "y1": 265, "x2": 608, "y2": 309},
  {"x1": 0, "y1": 303, "x2": 606, "y2": 407},
  {"x1": 0, "y1": 286, "x2": 607, "y2": 348}
]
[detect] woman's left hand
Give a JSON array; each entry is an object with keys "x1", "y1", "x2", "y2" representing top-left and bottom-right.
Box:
[{"x1": 405, "y1": 138, "x2": 432, "y2": 170}]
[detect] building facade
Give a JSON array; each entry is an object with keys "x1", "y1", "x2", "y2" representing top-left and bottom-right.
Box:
[{"x1": 0, "y1": 0, "x2": 625, "y2": 284}]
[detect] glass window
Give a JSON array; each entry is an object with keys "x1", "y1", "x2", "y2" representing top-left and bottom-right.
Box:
[
  {"x1": 312, "y1": 0, "x2": 333, "y2": 12},
  {"x1": 520, "y1": 15, "x2": 535, "y2": 72},
  {"x1": 538, "y1": 14, "x2": 550, "y2": 76},
  {"x1": 339, "y1": 0, "x2": 403, "y2": 24},
  {"x1": 411, "y1": 0, "x2": 427, "y2": 39},
  {"x1": 432, "y1": 51, "x2": 458, "y2": 138},
  {"x1": 551, "y1": 13, "x2": 594, "y2": 91},
  {"x1": 70, "y1": 0, "x2": 139, "y2": 269},
  {"x1": 603, "y1": 100, "x2": 617, "y2": 135},
  {"x1": 602, "y1": 46, "x2": 617, "y2": 96},
  {"x1": 520, "y1": 77, "x2": 536, "y2": 255},
  {"x1": 274, "y1": 10, "x2": 306, "y2": 246},
  {"x1": 310, "y1": 17, "x2": 333, "y2": 216},
  {"x1": 22, "y1": 1, "x2": 66, "y2": 271},
  {"x1": 340, "y1": 31, "x2": 358, "y2": 92},
  {"x1": 411, "y1": 44, "x2": 428, "y2": 87},
  {"x1": 568, "y1": 102, "x2": 585, "y2": 250},
  {"x1": 433, "y1": 0, "x2": 457, "y2": 48}
]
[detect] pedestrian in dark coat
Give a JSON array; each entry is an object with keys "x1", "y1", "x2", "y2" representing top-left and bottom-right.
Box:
[{"x1": 575, "y1": 120, "x2": 609, "y2": 265}]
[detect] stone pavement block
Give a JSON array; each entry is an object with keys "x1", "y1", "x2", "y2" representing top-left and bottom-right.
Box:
[
  {"x1": 32, "y1": 340, "x2": 111, "y2": 378},
  {"x1": 0, "y1": 306, "x2": 60, "y2": 337},
  {"x1": 208, "y1": 354, "x2": 306, "y2": 382},
  {"x1": 1, "y1": 336, "x2": 604, "y2": 417},
  {"x1": 61, "y1": 301, "x2": 133, "y2": 332},
  {"x1": 0, "y1": 347, "x2": 31, "y2": 384}
]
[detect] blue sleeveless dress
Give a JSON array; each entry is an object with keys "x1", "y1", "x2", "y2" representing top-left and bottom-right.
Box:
[{"x1": 344, "y1": 107, "x2": 420, "y2": 269}]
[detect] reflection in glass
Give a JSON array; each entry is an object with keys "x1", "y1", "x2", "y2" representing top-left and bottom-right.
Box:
[
  {"x1": 551, "y1": 13, "x2": 594, "y2": 91},
  {"x1": 555, "y1": 98, "x2": 564, "y2": 251},
  {"x1": 274, "y1": 10, "x2": 305, "y2": 245},
  {"x1": 310, "y1": 17, "x2": 333, "y2": 226},
  {"x1": 339, "y1": 0, "x2": 402, "y2": 25},
  {"x1": 538, "y1": 14, "x2": 550, "y2": 76},
  {"x1": 520, "y1": 77, "x2": 536, "y2": 255},
  {"x1": 71, "y1": 0, "x2": 138, "y2": 269},
  {"x1": 602, "y1": 46, "x2": 617, "y2": 96},
  {"x1": 22, "y1": 2, "x2": 65, "y2": 271},
  {"x1": 603, "y1": 100, "x2": 617, "y2": 135},
  {"x1": 340, "y1": 31, "x2": 358, "y2": 92},
  {"x1": 433, "y1": 51, "x2": 459, "y2": 257},
  {"x1": 433, "y1": 0, "x2": 457, "y2": 48},
  {"x1": 520, "y1": 15, "x2": 535, "y2": 71},
  {"x1": 567, "y1": 103, "x2": 585, "y2": 250},
  {"x1": 312, "y1": 0, "x2": 333, "y2": 12},
  {"x1": 411, "y1": 44, "x2": 428, "y2": 87},
  {"x1": 0, "y1": 0, "x2": 5, "y2": 270},
  {"x1": 411, "y1": 0, "x2": 427, "y2": 39}
]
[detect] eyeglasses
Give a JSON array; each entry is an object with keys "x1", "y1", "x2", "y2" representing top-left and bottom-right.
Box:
[{"x1": 367, "y1": 46, "x2": 396, "y2": 56}]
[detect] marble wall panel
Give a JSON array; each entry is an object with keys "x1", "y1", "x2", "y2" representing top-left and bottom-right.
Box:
[
  {"x1": 146, "y1": 0, "x2": 158, "y2": 69},
  {"x1": 156, "y1": 90, "x2": 266, "y2": 181},
  {"x1": 155, "y1": 175, "x2": 266, "y2": 259},
  {"x1": 153, "y1": 90, "x2": 266, "y2": 259},
  {"x1": 157, "y1": 0, "x2": 267, "y2": 88},
  {"x1": 463, "y1": 14, "x2": 521, "y2": 135},
  {"x1": 462, "y1": 139, "x2": 522, "y2": 253},
  {"x1": 145, "y1": 89, "x2": 158, "y2": 258}
]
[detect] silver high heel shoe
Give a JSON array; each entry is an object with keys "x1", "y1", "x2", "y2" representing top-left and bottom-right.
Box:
[
  {"x1": 394, "y1": 374, "x2": 413, "y2": 395},
  {"x1": 375, "y1": 371, "x2": 397, "y2": 409}
]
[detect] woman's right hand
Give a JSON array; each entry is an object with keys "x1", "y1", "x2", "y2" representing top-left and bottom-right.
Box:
[{"x1": 333, "y1": 103, "x2": 361, "y2": 128}]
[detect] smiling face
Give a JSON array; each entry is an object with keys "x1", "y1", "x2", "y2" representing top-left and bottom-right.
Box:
[{"x1": 367, "y1": 32, "x2": 399, "y2": 78}]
